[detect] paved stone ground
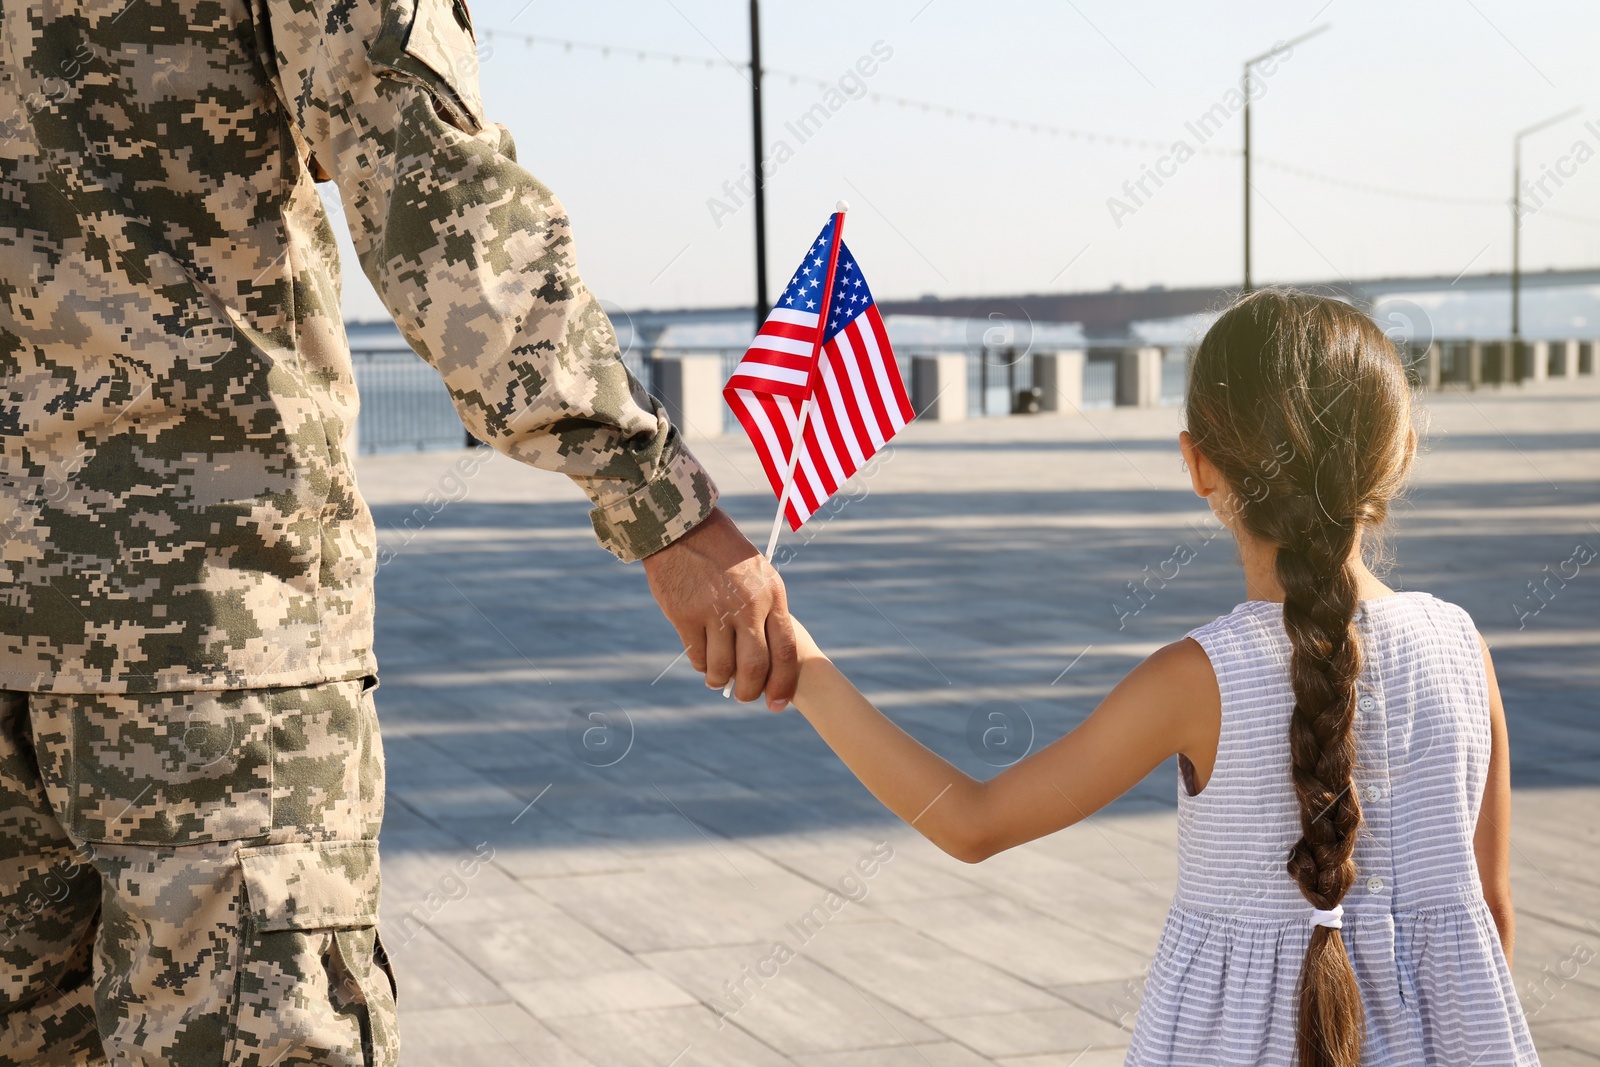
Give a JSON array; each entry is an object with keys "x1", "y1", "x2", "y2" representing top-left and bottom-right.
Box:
[{"x1": 356, "y1": 378, "x2": 1600, "y2": 1066}]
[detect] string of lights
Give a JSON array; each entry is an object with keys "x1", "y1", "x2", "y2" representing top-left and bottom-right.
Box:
[
  {"x1": 1532, "y1": 205, "x2": 1600, "y2": 227},
  {"x1": 1251, "y1": 159, "x2": 1503, "y2": 207},
  {"x1": 479, "y1": 27, "x2": 728, "y2": 69},
  {"x1": 478, "y1": 26, "x2": 1203, "y2": 153},
  {"x1": 480, "y1": 26, "x2": 1595, "y2": 220}
]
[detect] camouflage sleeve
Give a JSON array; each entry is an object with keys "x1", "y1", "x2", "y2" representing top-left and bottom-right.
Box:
[{"x1": 256, "y1": 0, "x2": 717, "y2": 562}]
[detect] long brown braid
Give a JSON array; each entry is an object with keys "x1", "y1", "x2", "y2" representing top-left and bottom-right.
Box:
[{"x1": 1185, "y1": 289, "x2": 1414, "y2": 1067}]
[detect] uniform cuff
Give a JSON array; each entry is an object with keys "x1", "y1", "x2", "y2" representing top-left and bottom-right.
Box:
[{"x1": 589, "y1": 442, "x2": 719, "y2": 562}]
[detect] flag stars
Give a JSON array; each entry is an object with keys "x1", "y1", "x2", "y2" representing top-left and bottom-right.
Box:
[{"x1": 768, "y1": 226, "x2": 872, "y2": 328}]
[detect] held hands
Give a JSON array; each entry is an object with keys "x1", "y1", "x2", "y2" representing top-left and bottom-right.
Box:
[
  {"x1": 788, "y1": 616, "x2": 824, "y2": 669},
  {"x1": 642, "y1": 508, "x2": 799, "y2": 711}
]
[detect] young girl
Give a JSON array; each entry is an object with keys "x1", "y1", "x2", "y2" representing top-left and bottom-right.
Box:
[{"x1": 782, "y1": 291, "x2": 1539, "y2": 1066}]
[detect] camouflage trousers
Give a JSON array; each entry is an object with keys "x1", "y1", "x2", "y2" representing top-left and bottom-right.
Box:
[{"x1": 0, "y1": 679, "x2": 397, "y2": 1065}]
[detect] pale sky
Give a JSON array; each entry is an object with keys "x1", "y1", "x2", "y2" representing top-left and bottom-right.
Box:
[{"x1": 330, "y1": 0, "x2": 1600, "y2": 321}]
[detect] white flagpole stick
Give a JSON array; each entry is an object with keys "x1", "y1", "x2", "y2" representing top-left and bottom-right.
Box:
[
  {"x1": 724, "y1": 201, "x2": 849, "y2": 699},
  {"x1": 765, "y1": 201, "x2": 847, "y2": 561},
  {"x1": 762, "y1": 395, "x2": 815, "y2": 559}
]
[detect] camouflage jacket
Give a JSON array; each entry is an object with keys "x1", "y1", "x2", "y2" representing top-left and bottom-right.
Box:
[{"x1": 0, "y1": 0, "x2": 717, "y2": 693}]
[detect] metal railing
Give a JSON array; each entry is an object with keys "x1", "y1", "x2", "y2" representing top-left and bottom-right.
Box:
[
  {"x1": 1424, "y1": 337, "x2": 1597, "y2": 388},
  {"x1": 1161, "y1": 349, "x2": 1188, "y2": 405},
  {"x1": 351, "y1": 335, "x2": 1600, "y2": 457},
  {"x1": 1084, "y1": 354, "x2": 1117, "y2": 409},
  {"x1": 351, "y1": 343, "x2": 1197, "y2": 453},
  {"x1": 351, "y1": 350, "x2": 470, "y2": 454},
  {"x1": 640, "y1": 347, "x2": 746, "y2": 434}
]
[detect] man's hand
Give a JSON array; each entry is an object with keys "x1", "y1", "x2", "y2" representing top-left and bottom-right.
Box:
[{"x1": 641, "y1": 508, "x2": 798, "y2": 711}]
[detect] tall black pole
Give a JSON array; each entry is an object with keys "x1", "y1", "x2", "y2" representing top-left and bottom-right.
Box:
[
  {"x1": 1242, "y1": 71, "x2": 1252, "y2": 293},
  {"x1": 749, "y1": 0, "x2": 769, "y2": 324},
  {"x1": 1239, "y1": 25, "x2": 1329, "y2": 296},
  {"x1": 1511, "y1": 146, "x2": 1520, "y2": 351},
  {"x1": 1511, "y1": 108, "x2": 1581, "y2": 380}
]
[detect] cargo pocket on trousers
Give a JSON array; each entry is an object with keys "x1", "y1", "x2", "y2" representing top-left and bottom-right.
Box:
[
  {"x1": 229, "y1": 840, "x2": 398, "y2": 1067},
  {"x1": 31, "y1": 690, "x2": 273, "y2": 846}
]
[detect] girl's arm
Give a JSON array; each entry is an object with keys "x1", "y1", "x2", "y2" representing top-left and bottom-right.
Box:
[
  {"x1": 788, "y1": 621, "x2": 1221, "y2": 863},
  {"x1": 1473, "y1": 636, "x2": 1516, "y2": 967}
]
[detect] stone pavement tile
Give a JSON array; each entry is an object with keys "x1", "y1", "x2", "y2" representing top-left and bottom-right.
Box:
[
  {"x1": 381, "y1": 830, "x2": 532, "y2": 904},
  {"x1": 398, "y1": 1003, "x2": 592, "y2": 1066},
  {"x1": 527, "y1": 849, "x2": 878, "y2": 954},
  {"x1": 552, "y1": 808, "x2": 732, "y2": 854},
  {"x1": 1518, "y1": 787, "x2": 1600, "y2": 839},
  {"x1": 429, "y1": 814, "x2": 642, "y2": 879},
  {"x1": 1505, "y1": 716, "x2": 1600, "y2": 761},
  {"x1": 402, "y1": 1044, "x2": 587, "y2": 1067},
  {"x1": 400, "y1": 888, "x2": 618, "y2": 939},
  {"x1": 667, "y1": 726, "x2": 869, "y2": 792},
  {"x1": 1515, "y1": 854, "x2": 1600, "y2": 900},
  {"x1": 640, "y1": 946, "x2": 941, "y2": 1055},
  {"x1": 1515, "y1": 822, "x2": 1600, "y2": 884},
  {"x1": 872, "y1": 896, "x2": 1150, "y2": 987},
  {"x1": 925, "y1": 1006, "x2": 1128, "y2": 1058},
  {"x1": 383, "y1": 927, "x2": 508, "y2": 1011},
  {"x1": 427, "y1": 893, "x2": 639, "y2": 983},
  {"x1": 525, "y1": 773, "x2": 788, "y2": 840},
  {"x1": 544, "y1": 1004, "x2": 789, "y2": 1067},
  {"x1": 381, "y1": 734, "x2": 484, "y2": 783},
  {"x1": 379, "y1": 793, "x2": 439, "y2": 834},
  {"x1": 556, "y1": 772, "x2": 769, "y2": 806},
  {"x1": 674, "y1": 789, "x2": 896, "y2": 842},
  {"x1": 1074, "y1": 809, "x2": 1181, "y2": 851},
  {"x1": 753, "y1": 832, "x2": 987, "y2": 905},
  {"x1": 1538, "y1": 1020, "x2": 1600, "y2": 1060},
  {"x1": 520, "y1": 741, "x2": 777, "y2": 800},
  {"x1": 1048, "y1": 979, "x2": 1146, "y2": 1031},
  {"x1": 802, "y1": 921, "x2": 1064, "y2": 1019},
  {"x1": 944, "y1": 845, "x2": 1170, "y2": 958},
  {"x1": 1027, "y1": 818, "x2": 1179, "y2": 893},
  {"x1": 994, "y1": 1050, "x2": 1129, "y2": 1067},
  {"x1": 496, "y1": 772, "x2": 716, "y2": 825},
  {"x1": 790, "y1": 1043, "x2": 994, "y2": 1067},
  {"x1": 1517, "y1": 960, "x2": 1600, "y2": 1025},
  {"x1": 1512, "y1": 915, "x2": 1600, "y2": 994},
  {"x1": 390, "y1": 775, "x2": 534, "y2": 822},
  {"x1": 396, "y1": 717, "x2": 565, "y2": 771},
  {"x1": 504, "y1": 969, "x2": 699, "y2": 1019},
  {"x1": 1513, "y1": 758, "x2": 1600, "y2": 789},
  {"x1": 1514, "y1": 875, "x2": 1600, "y2": 932}
]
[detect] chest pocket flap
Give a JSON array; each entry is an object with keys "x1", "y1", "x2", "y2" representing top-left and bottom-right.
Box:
[{"x1": 369, "y1": 0, "x2": 485, "y2": 132}]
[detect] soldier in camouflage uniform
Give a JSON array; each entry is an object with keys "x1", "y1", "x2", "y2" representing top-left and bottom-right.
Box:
[{"x1": 0, "y1": 0, "x2": 798, "y2": 1061}]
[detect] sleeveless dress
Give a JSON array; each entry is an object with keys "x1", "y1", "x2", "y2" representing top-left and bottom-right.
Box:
[{"x1": 1126, "y1": 592, "x2": 1539, "y2": 1066}]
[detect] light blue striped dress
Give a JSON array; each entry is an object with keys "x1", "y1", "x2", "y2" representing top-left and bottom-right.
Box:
[{"x1": 1126, "y1": 592, "x2": 1539, "y2": 1066}]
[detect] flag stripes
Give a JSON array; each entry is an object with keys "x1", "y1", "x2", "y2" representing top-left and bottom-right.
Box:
[{"x1": 726, "y1": 304, "x2": 913, "y2": 530}]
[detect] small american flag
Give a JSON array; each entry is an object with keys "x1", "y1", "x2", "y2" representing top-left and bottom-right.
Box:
[{"x1": 725, "y1": 213, "x2": 914, "y2": 534}]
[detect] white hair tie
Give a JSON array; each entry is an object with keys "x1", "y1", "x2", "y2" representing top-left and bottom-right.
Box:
[{"x1": 1310, "y1": 905, "x2": 1344, "y2": 930}]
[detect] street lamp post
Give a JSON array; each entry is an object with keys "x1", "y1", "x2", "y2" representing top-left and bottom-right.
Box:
[
  {"x1": 1511, "y1": 107, "x2": 1580, "y2": 377},
  {"x1": 749, "y1": 0, "x2": 769, "y2": 325},
  {"x1": 1241, "y1": 24, "x2": 1329, "y2": 292}
]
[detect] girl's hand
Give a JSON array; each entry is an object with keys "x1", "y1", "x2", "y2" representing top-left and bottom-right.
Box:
[{"x1": 789, "y1": 616, "x2": 826, "y2": 666}]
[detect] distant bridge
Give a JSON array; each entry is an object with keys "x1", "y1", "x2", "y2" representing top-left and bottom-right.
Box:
[{"x1": 618, "y1": 266, "x2": 1600, "y2": 343}]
